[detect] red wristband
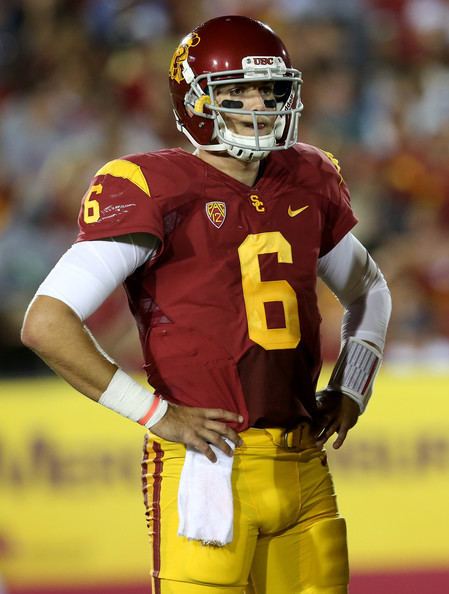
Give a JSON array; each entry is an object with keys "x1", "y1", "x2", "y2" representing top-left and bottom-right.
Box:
[{"x1": 137, "y1": 394, "x2": 161, "y2": 426}]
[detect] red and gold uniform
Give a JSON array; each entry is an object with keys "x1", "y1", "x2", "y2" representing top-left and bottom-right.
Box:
[
  {"x1": 77, "y1": 144, "x2": 357, "y2": 594},
  {"x1": 78, "y1": 144, "x2": 356, "y2": 428}
]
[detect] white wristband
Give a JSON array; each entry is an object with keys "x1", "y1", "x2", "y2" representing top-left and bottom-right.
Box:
[
  {"x1": 99, "y1": 368, "x2": 168, "y2": 428},
  {"x1": 327, "y1": 337, "x2": 383, "y2": 413}
]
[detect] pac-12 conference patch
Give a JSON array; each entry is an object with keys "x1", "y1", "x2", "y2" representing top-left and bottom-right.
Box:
[{"x1": 205, "y1": 201, "x2": 226, "y2": 228}]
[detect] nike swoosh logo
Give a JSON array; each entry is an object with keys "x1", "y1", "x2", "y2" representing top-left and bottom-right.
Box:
[{"x1": 288, "y1": 205, "x2": 309, "y2": 217}]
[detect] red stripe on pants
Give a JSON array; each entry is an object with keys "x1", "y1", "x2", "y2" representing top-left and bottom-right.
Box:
[{"x1": 152, "y1": 440, "x2": 163, "y2": 594}]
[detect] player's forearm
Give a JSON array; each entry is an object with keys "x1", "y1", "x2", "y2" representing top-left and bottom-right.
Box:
[
  {"x1": 341, "y1": 285, "x2": 391, "y2": 351},
  {"x1": 21, "y1": 295, "x2": 117, "y2": 400},
  {"x1": 21, "y1": 296, "x2": 238, "y2": 450}
]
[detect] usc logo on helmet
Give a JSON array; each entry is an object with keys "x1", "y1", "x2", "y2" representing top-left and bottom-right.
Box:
[
  {"x1": 253, "y1": 57, "x2": 274, "y2": 65},
  {"x1": 169, "y1": 33, "x2": 200, "y2": 83}
]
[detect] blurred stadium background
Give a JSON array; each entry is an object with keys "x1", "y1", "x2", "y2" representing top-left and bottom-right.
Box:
[{"x1": 1, "y1": 1, "x2": 448, "y2": 593}]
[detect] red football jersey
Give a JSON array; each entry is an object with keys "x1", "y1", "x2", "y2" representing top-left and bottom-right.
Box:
[{"x1": 77, "y1": 145, "x2": 357, "y2": 430}]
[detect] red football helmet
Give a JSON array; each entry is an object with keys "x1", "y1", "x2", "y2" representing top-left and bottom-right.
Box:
[{"x1": 168, "y1": 15, "x2": 303, "y2": 161}]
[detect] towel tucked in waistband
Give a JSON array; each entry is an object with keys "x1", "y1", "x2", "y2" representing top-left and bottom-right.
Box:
[{"x1": 177, "y1": 439, "x2": 235, "y2": 547}]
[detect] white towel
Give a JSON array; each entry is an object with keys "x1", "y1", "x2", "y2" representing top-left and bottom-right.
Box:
[{"x1": 177, "y1": 439, "x2": 235, "y2": 546}]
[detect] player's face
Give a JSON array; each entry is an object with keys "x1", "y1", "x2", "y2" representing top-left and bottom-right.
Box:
[{"x1": 215, "y1": 82, "x2": 277, "y2": 136}]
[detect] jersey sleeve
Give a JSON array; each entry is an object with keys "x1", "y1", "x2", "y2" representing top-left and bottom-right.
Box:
[
  {"x1": 318, "y1": 151, "x2": 358, "y2": 257},
  {"x1": 76, "y1": 157, "x2": 164, "y2": 243}
]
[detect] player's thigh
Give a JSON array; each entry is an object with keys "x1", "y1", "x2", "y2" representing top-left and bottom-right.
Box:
[
  {"x1": 143, "y1": 435, "x2": 257, "y2": 590},
  {"x1": 253, "y1": 517, "x2": 348, "y2": 594},
  {"x1": 250, "y1": 451, "x2": 349, "y2": 594},
  {"x1": 157, "y1": 514, "x2": 258, "y2": 589}
]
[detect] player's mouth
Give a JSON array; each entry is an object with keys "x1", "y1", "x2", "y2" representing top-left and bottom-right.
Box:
[{"x1": 242, "y1": 120, "x2": 273, "y2": 132}]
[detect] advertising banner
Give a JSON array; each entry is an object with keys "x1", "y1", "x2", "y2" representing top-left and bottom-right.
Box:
[{"x1": 1, "y1": 369, "x2": 448, "y2": 591}]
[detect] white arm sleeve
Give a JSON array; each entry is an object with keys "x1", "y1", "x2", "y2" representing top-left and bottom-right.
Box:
[
  {"x1": 317, "y1": 233, "x2": 392, "y2": 351},
  {"x1": 35, "y1": 234, "x2": 159, "y2": 321}
]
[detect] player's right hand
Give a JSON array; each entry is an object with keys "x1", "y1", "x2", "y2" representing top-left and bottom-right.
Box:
[{"x1": 150, "y1": 404, "x2": 244, "y2": 463}]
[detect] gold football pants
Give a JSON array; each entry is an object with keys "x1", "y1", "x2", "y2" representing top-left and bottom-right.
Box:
[{"x1": 141, "y1": 425, "x2": 349, "y2": 594}]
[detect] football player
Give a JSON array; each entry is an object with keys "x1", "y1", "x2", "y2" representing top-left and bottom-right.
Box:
[{"x1": 22, "y1": 15, "x2": 391, "y2": 594}]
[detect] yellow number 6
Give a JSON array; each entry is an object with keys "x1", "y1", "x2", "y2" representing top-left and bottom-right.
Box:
[
  {"x1": 238, "y1": 232, "x2": 301, "y2": 350},
  {"x1": 83, "y1": 183, "x2": 103, "y2": 224}
]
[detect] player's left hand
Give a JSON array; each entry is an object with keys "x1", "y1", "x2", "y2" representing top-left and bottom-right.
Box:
[{"x1": 314, "y1": 389, "x2": 360, "y2": 449}]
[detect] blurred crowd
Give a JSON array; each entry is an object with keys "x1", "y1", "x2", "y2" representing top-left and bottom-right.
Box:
[{"x1": 1, "y1": 0, "x2": 449, "y2": 376}]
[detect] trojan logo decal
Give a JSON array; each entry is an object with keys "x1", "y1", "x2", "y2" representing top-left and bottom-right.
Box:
[
  {"x1": 205, "y1": 201, "x2": 226, "y2": 228},
  {"x1": 169, "y1": 33, "x2": 200, "y2": 83}
]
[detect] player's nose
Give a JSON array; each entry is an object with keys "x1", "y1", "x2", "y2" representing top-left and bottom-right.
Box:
[{"x1": 247, "y1": 89, "x2": 267, "y2": 110}]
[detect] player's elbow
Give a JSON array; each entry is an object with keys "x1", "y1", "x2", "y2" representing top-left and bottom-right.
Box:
[
  {"x1": 383, "y1": 282, "x2": 392, "y2": 320},
  {"x1": 21, "y1": 297, "x2": 50, "y2": 353},
  {"x1": 21, "y1": 295, "x2": 73, "y2": 355}
]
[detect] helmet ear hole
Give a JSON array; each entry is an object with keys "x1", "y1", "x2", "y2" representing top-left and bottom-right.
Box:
[{"x1": 274, "y1": 80, "x2": 292, "y2": 104}]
